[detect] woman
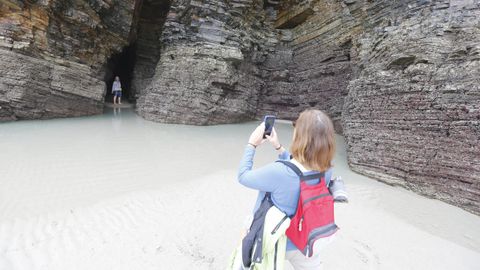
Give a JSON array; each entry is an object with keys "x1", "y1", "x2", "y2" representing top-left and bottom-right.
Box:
[
  {"x1": 238, "y1": 109, "x2": 335, "y2": 269},
  {"x1": 112, "y1": 76, "x2": 122, "y2": 105}
]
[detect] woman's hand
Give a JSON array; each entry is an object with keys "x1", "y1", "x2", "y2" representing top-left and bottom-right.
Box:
[
  {"x1": 248, "y1": 123, "x2": 266, "y2": 147},
  {"x1": 265, "y1": 128, "x2": 281, "y2": 150}
]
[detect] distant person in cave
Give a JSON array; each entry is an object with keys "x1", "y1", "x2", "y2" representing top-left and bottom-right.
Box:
[{"x1": 112, "y1": 76, "x2": 122, "y2": 105}]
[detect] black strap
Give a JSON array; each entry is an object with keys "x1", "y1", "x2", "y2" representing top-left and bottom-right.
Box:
[
  {"x1": 302, "y1": 173, "x2": 325, "y2": 180},
  {"x1": 277, "y1": 160, "x2": 303, "y2": 177},
  {"x1": 276, "y1": 160, "x2": 324, "y2": 181},
  {"x1": 274, "y1": 241, "x2": 278, "y2": 270}
]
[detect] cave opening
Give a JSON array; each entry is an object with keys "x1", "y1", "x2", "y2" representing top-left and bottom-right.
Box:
[
  {"x1": 104, "y1": 44, "x2": 137, "y2": 103},
  {"x1": 103, "y1": 0, "x2": 171, "y2": 105}
]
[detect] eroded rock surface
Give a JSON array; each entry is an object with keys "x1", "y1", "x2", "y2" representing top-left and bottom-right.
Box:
[
  {"x1": 342, "y1": 0, "x2": 480, "y2": 214},
  {"x1": 130, "y1": 0, "x2": 170, "y2": 100},
  {"x1": 257, "y1": 0, "x2": 356, "y2": 132},
  {"x1": 256, "y1": 0, "x2": 480, "y2": 214},
  {"x1": 135, "y1": 0, "x2": 278, "y2": 124}
]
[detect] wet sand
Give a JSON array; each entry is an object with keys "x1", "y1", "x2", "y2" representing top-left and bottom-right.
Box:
[{"x1": 0, "y1": 108, "x2": 479, "y2": 269}]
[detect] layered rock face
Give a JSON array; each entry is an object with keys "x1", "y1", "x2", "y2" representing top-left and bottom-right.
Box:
[
  {"x1": 0, "y1": 0, "x2": 136, "y2": 120},
  {"x1": 130, "y1": 0, "x2": 170, "y2": 100},
  {"x1": 255, "y1": 0, "x2": 480, "y2": 214},
  {"x1": 342, "y1": 0, "x2": 480, "y2": 214},
  {"x1": 257, "y1": 0, "x2": 355, "y2": 133},
  {"x1": 136, "y1": 0, "x2": 278, "y2": 124}
]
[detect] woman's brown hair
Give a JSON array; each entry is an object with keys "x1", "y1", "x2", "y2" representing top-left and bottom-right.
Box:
[{"x1": 290, "y1": 110, "x2": 335, "y2": 172}]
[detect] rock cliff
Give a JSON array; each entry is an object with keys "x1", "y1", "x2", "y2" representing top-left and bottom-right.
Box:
[
  {"x1": 257, "y1": 0, "x2": 354, "y2": 132},
  {"x1": 135, "y1": 0, "x2": 278, "y2": 124},
  {"x1": 257, "y1": 0, "x2": 480, "y2": 215},
  {"x1": 0, "y1": 0, "x2": 479, "y2": 214},
  {"x1": 342, "y1": 0, "x2": 480, "y2": 214}
]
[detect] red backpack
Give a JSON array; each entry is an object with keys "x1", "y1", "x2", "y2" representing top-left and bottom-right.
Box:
[{"x1": 277, "y1": 160, "x2": 338, "y2": 257}]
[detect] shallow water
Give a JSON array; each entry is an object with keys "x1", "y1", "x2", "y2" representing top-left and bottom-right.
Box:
[
  {"x1": 0, "y1": 108, "x2": 287, "y2": 220},
  {"x1": 1, "y1": 108, "x2": 479, "y2": 270}
]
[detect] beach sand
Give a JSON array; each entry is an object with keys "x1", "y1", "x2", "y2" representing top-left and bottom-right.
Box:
[{"x1": 0, "y1": 108, "x2": 479, "y2": 269}]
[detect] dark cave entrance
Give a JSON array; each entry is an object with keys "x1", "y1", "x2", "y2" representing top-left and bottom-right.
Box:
[
  {"x1": 103, "y1": 0, "x2": 171, "y2": 105},
  {"x1": 104, "y1": 44, "x2": 137, "y2": 103}
]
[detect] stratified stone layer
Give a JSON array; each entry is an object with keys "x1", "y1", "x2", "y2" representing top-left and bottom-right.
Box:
[
  {"x1": 136, "y1": 0, "x2": 278, "y2": 124},
  {"x1": 0, "y1": 49, "x2": 104, "y2": 120},
  {"x1": 0, "y1": 0, "x2": 135, "y2": 120},
  {"x1": 257, "y1": 0, "x2": 356, "y2": 133},
  {"x1": 130, "y1": 0, "x2": 170, "y2": 100},
  {"x1": 254, "y1": 0, "x2": 480, "y2": 215},
  {"x1": 342, "y1": 0, "x2": 480, "y2": 214}
]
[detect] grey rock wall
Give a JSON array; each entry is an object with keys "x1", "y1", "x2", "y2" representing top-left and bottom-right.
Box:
[
  {"x1": 136, "y1": 0, "x2": 278, "y2": 125},
  {"x1": 256, "y1": 0, "x2": 356, "y2": 132},
  {"x1": 130, "y1": 0, "x2": 170, "y2": 100},
  {"x1": 252, "y1": 0, "x2": 480, "y2": 214},
  {"x1": 343, "y1": 0, "x2": 480, "y2": 214},
  {"x1": 0, "y1": 49, "x2": 104, "y2": 121}
]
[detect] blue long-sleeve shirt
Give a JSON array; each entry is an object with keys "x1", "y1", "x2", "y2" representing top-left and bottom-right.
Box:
[{"x1": 238, "y1": 144, "x2": 332, "y2": 251}]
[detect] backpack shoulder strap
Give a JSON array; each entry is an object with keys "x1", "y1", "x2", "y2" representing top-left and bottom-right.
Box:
[
  {"x1": 276, "y1": 160, "x2": 303, "y2": 177},
  {"x1": 276, "y1": 160, "x2": 325, "y2": 181}
]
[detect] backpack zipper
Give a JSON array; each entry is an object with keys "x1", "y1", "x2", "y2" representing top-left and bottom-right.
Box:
[{"x1": 302, "y1": 193, "x2": 331, "y2": 206}]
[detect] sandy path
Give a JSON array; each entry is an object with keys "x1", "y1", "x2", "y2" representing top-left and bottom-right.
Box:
[{"x1": 0, "y1": 109, "x2": 479, "y2": 269}]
